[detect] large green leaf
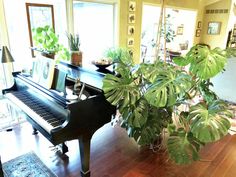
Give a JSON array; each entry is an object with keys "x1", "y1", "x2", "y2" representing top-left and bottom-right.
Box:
[
  {"x1": 189, "y1": 101, "x2": 232, "y2": 143},
  {"x1": 139, "y1": 62, "x2": 165, "y2": 83},
  {"x1": 167, "y1": 129, "x2": 202, "y2": 164},
  {"x1": 188, "y1": 46, "x2": 227, "y2": 80},
  {"x1": 144, "y1": 69, "x2": 192, "y2": 107},
  {"x1": 120, "y1": 105, "x2": 172, "y2": 145},
  {"x1": 173, "y1": 56, "x2": 191, "y2": 66},
  {"x1": 103, "y1": 68, "x2": 141, "y2": 107},
  {"x1": 121, "y1": 98, "x2": 149, "y2": 128}
]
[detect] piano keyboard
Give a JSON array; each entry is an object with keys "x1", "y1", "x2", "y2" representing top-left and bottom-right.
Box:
[{"x1": 5, "y1": 91, "x2": 66, "y2": 133}]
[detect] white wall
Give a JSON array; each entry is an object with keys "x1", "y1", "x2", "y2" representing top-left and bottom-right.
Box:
[{"x1": 211, "y1": 57, "x2": 236, "y2": 103}]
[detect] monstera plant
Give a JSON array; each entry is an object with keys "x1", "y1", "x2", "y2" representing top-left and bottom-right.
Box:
[{"x1": 102, "y1": 45, "x2": 235, "y2": 164}]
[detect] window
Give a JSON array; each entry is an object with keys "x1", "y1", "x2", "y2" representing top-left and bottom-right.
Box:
[
  {"x1": 73, "y1": 1, "x2": 116, "y2": 65},
  {"x1": 3, "y1": 0, "x2": 67, "y2": 71}
]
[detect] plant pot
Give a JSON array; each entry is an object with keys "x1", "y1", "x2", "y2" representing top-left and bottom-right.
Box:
[
  {"x1": 71, "y1": 51, "x2": 82, "y2": 66},
  {"x1": 41, "y1": 52, "x2": 55, "y2": 59}
]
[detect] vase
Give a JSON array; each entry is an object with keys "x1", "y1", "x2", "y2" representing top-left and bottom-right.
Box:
[{"x1": 71, "y1": 51, "x2": 82, "y2": 66}]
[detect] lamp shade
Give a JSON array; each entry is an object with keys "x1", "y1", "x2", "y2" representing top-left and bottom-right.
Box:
[{"x1": 1, "y1": 46, "x2": 14, "y2": 63}]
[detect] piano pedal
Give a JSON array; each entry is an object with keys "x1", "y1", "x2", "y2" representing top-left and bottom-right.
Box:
[
  {"x1": 32, "y1": 127, "x2": 38, "y2": 135},
  {"x1": 49, "y1": 143, "x2": 68, "y2": 154}
]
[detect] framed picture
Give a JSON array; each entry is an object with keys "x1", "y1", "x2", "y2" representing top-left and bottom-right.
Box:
[
  {"x1": 233, "y1": 28, "x2": 236, "y2": 36},
  {"x1": 129, "y1": 1, "x2": 136, "y2": 12},
  {"x1": 128, "y1": 25, "x2": 135, "y2": 35},
  {"x1": 26, "y1": 3, "x2": 55, "y2": 57},
  {"x1": 128, "y1": 14, "x2": 135, "y2": 24},
  {"x1": 207, "y1": 22, "x2": 221, "y2": 35},
  {"x1": 195, "y1": 29, "x2": 201, "y2": 37},
  {"x1": 197, "y1": 21, "x2": 202, "y2": 28},
  {"x1": 177, "y1": 26, "x2": 184, "y2": 35},
  {"x1": 128, "y1": 50, "x2": 134, "y2": 58},
  {"x1": 127, "y1": 37, "x2": 134, "y2": 47}
]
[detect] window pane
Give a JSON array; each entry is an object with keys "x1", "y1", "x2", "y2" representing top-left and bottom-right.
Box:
[
  {"x1": 73, "y1": 1, "x2": 115, "y2": 65},
  {"x1": 3, "y1": 0, "x2": 67, "y2": 71}
]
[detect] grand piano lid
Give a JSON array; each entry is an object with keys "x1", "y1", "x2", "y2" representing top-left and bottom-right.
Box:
[{"x1": 58, "y1": 61, "x2": 111, "y2": 90}]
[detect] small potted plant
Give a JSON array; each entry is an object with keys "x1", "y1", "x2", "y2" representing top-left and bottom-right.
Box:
[
  {"x1": 67, "y1": 33, "x2": 82, "y2": 66},
  {"x1": 32, "y1": 25, "x2": 60, "y2": 59}
]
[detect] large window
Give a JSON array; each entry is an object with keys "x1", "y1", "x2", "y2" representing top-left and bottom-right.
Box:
[
  {"x1": 73, "y1": 1, "x2": 116, "y2": 65},
  {"x1": 3, "y1": 0, "x2": 67, "y2": 71}
]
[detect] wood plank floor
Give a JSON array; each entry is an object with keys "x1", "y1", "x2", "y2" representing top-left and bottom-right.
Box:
[{"x1": 0, "y1": 122, "x2": 236, "y2": 177}]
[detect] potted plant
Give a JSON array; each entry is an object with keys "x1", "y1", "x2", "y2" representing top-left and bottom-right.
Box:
[
  {"x1": 32, "y1": 25, "x2": 60, "y2": 59},
  {"x1": 105, "y1": 47, "x2": 133, "y2": 70},
  {"x1": 67, "y1": 33, "x2": 82, "y2": 66},
  {"x1": 102, "y1": 45, "x2": 235, "y2": 164}
]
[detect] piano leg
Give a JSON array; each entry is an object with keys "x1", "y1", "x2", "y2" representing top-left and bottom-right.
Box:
[
  {"x1": 61, "y1": 143, "x2": 68, "y2": 154},
  {"x1": 79, "y1": 135, "x2": 91, "y2": 177}
]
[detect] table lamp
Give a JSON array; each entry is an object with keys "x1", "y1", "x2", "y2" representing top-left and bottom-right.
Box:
[{"x1": 1, "y1": 46, "x2": 14, "y2": 88}]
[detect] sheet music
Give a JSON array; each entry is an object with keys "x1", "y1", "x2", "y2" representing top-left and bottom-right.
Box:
[{"x1": 31, "y1": 55, "x2": 55, "y2": 89}]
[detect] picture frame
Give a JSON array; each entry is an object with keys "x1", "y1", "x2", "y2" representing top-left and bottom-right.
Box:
[
  {"x1": 207, "y1": 21, "x2": 221, "y2": 35},
  {"x1": 197, "y1": 21, "x2": 202, "y2": 28},
  {"x1": 233, "y1": 28, "x2": 236, "y2": 36},
  {"x1": 128, "y1": 25, "x2": 135, "y2": 35},
  {"x1": 26, "y1": 3, "x2": 55, "y2": 57},
  {"x1": 195, "y1": 29, "x2": 201, "y2": 37},
  {"x1": 129, "y1": 1, "x2": 136, "y2": 12},
  {"x1": 177, "y1": 26, "x2": 184, "y2": 35},
  {"x1": 128, "y1": 14, "x2": 135, "y2": 24},
  {"x1": 127, "y1": 37, "x2": 134, "y2": 47},
  {"x1": 128, "y1": 50, "x2": 134, "y2": 58}
]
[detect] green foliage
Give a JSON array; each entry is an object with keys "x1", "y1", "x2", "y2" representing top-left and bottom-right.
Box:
[
  {"x1": 167, "y1": 128, "x2": 203, "y2": 164},
  {"x1": 102, "y1": 45, "x2": 233, "y2": 165},
  {"x1": 32, "y1": 25, "x2": 60, "y2": 54},
  {"x1": 32, "y1": 25, "x2": 69, "y2": 61},
  {"x1": 105, "y1": 47, "x2": 133, "y2": 65},
  {"x1": 67, "y1": 33, "x2": 80, "y2": 51},
  {"x1": 161, "y1": 14, "x2": 175, "y2": 43},
  {"x1": 144, "y1": 67, "x2": 192, "y2": 107},
  {"x1": 189, "y1": 101, "x2": 232, "y2": 143},
  {"x1": 173, "y1": 45, "x2": 227, "y2": 80}
]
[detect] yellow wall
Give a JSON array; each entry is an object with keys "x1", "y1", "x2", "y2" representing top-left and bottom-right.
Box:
[
  {"x1": 200, "y1": 0, "x2": 232, "y2": 48},
  {"x1": 118, "y1": 0, "x2": 204, "y2": 63}
]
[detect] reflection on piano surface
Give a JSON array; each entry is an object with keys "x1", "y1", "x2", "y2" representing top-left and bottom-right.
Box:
[{"x1": 2, "y1": 64, "x2": 116, "y2": 177}]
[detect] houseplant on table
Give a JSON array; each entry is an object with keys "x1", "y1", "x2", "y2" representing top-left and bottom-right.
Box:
[
  {"x1": 102, "y1": 45, "x2": 235, "y2": 164},
  {"x1": 32, "y1": 25, "x2": 69, "y2": 61},
  {"x1": 67, "y1": 33, "x2": 82, "y2": 66}
]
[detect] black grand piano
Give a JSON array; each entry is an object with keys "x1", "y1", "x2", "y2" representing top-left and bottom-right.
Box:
[{"x1": 2, "y1": 62, "x2": 116, "y2": 177}]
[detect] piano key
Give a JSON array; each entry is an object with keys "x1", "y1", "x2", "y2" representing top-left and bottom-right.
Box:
[{"x1": 6, "y1": 92, "x2": 64, "y2": 133}]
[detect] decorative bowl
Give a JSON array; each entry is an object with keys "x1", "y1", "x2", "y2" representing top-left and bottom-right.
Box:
[{"x1": 92, "y1": 59, "x2": 113, "y2": 70}]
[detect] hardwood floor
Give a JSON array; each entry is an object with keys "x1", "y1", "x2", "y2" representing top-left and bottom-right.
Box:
[{"x1": 0, "y1": 122, "x2": 236, "y2": 177}]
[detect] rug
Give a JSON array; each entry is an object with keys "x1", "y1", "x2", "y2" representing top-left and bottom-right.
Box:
[{"x1": 2, "y1": 152, "x2": 57, "y2": 177}]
